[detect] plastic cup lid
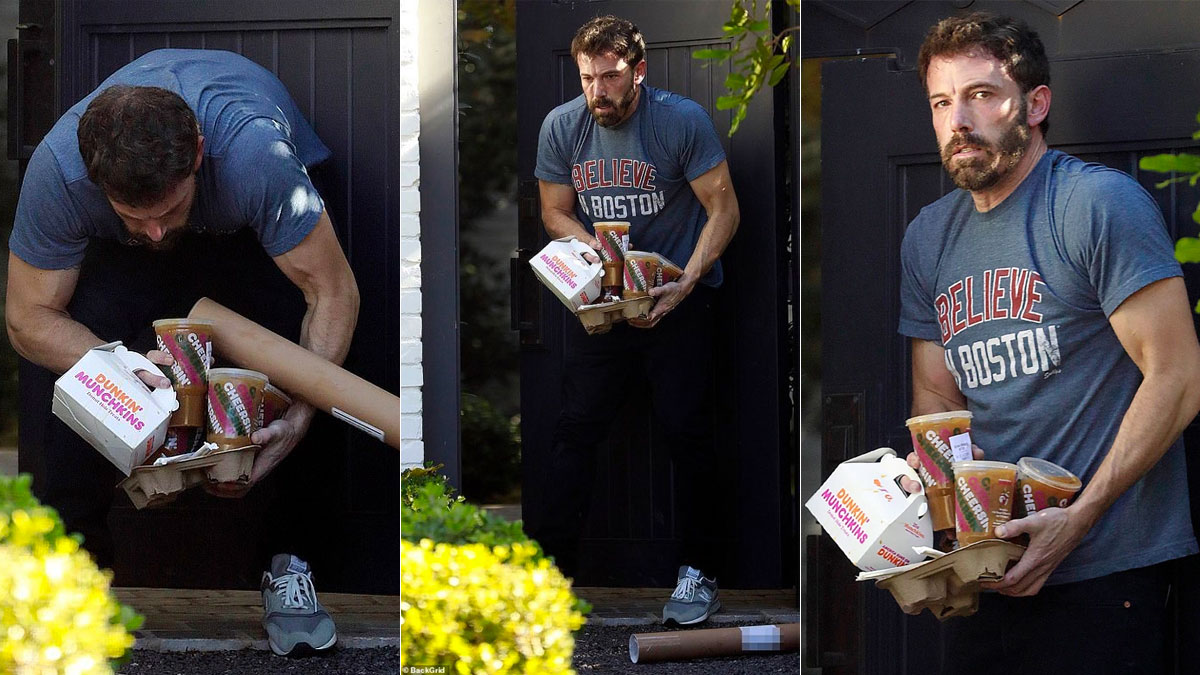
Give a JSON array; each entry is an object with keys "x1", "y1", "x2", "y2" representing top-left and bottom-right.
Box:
[
  {"x1": 208, "y1": 367, "x2": 268, "y2": 384},
  {"x1": 153, "y1": 318, "x2": 216, "y2": 329},
  {"x1": 952, "y1": 459, "x2": 1018, "y2": 473},
  {"x1": 1017, "y1": 456, "x2": 1082, "y2": 490},
  {"x1": 905, "y1": 410, "x2": 972, "y2": 427},
  {"x1": 593, "y1": 221, "x2": 630, "y2": 228}
]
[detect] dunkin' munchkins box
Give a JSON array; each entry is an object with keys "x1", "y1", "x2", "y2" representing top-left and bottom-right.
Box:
[
  {"x1": 529, "y1": 236, "x2": 604, "y2": 311},
  {"x1": 52, "y1": 342, "x2": 179, "y2": 475},
  {"x1": 805, "y1": 447, "x2": 935, "y2": 571}
]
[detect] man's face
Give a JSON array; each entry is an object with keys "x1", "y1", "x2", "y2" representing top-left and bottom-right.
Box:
[
  {"x1": 926, "y1": 52, "x2": 1032, "y2": 192},
  {"x1": 108, "y1": 175, "x2": 196, "y2": 251},
  {"x1": 577, "y1": 52, "x2": 645, "y2": 127}
]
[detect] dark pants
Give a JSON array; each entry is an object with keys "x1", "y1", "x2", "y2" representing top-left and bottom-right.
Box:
[
  {"x1": 530, "y1": 285, "x2": 719, "y2": 579},
  {"x1": 24, "y1": 228, "x2": 315, "y2": 572},
  {"x1": 941, "y1": 562, "x2": 1173, "y2": 674}
]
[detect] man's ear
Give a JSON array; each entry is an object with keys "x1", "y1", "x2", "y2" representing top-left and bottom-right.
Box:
[
  {"x1": 1026, "y1": 85, "x2": 1051, "y2": 129},
  {"x1": 194, "y1": 135, "x2": 205, "y2": 173},
  {"x1": 633, "y1": 59, "x2": 647, "y2": 86}
]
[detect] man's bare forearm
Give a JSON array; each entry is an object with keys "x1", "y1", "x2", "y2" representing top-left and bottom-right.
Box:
[
  {"x1": 8, "y1": 306, "x2": 108, "y2": 374},
  {"x1": 541, "y1": 206, "x2": 596, "y2": 245},
  {"x1": 680, "y1": 209, "x2": 738, "y2": 290}
]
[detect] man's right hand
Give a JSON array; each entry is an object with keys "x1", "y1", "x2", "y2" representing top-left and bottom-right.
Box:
[{"x1": 138, "y1": 349, "x2": 174, "y2": 389}]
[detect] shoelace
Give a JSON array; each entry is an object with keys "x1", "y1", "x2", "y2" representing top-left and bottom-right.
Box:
[
  {"x1": 670, "y1": 576, "x2": 699, "y2": 601},
  {"x1": 271, "y1": 572, "x2": 317, "y2": 610}
]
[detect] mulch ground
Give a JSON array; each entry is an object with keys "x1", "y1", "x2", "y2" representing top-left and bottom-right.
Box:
[
  {"x1": 573, "y1": 621, "x2": 801, "y2": 674},
  {"x1": 117, "y1": 646, "x2": 399, "y2": 674}
]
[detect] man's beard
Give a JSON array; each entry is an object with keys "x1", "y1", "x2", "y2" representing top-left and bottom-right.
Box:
[
  {"x1": 588, "y1": 80, "x2": 637, "y2": 127},
  {"x1": 124, "y1": 216, "x2": 193, "y2": 252},
  {"x1": 940, "y1": 104, "x2": 1032, "y2": 192}
]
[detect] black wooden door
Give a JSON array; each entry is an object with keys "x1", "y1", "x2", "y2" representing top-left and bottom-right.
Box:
[
  {"x1": 515, "y1": 0, "x2": 792, "y2": 588},
  {"x1": 813, "y1": 1, "x2": 1200, "y2": 672},
  {"x1": 11, "y1": 0, "x2": 400, "y2": 594}
]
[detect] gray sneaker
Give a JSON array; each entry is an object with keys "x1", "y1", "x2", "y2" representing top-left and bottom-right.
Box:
[
  {"x1": 261, "y1": 554, "x2": 338, "y2": 655},
  {"x1": 662, "y1": 565, "x2": 720, "y2": 625}
]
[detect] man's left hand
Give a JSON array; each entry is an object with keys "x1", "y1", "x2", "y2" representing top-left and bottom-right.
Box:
[
  {"x1": 204, "y1": 401, "x2": 315, "y2": 498},
  {"x1": 629, "y1": 281, "x2": 691, "y2": 328},
  {"x1": 983, "y1": 506, "x2": 1090, "y2": 596}
]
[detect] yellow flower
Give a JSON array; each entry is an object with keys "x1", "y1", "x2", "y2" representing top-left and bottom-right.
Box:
[{"x1": 401, "y1": 540, "x2": 586, "y2": 674}]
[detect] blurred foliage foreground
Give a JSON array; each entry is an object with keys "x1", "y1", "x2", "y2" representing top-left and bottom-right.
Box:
[
  {"x1": 401, "y1": 465, "x2": 588, "y2": 674},
  {"x1": 0, "y1": 474, "x2": 141, "y2": 674}
]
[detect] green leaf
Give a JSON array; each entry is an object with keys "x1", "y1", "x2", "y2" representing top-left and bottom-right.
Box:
[
  {"x1": 1192, "y1": 129, "x2": 1200, "y2": 140},
  {"x1": 768, "y1": 61, "x2": 791, "y2": 87},
  {"x1": 1194, "y1": 200, "x2": 1200, "y2": 226},
  {"x1": 748, "y1": 20, "x2": 771, "y2": 32},
  {"x1": 722, "y1": 22, "x2": 747, "y2": 36},
  {"x1": 1175, "y1": 236, "x2": 1200, "y2": 263},
  {"x1": 781, "y1": 35, "x2": 793, "y2": 54},
  {"x1": 693, "y1": 48, "x2": 734, "y2": 61},
  {"x1": 729, "y1": 105, "x2": 749, "y2": 136},
  {"x1": 766, "y1": 53, "x2": 786, "y2": 69},
  {"x1": 724, "y1": 72, "x2": 747, "y2": 89},
  {"x1": 1154, "y1": 176, "x2": 1190, "y2": 189},
  {"x1": 1139, "y1": 153, "x2": 1200, "y2": 174},
  {"x1": 716, "y1": 95, "x2": 743, "y2": 110}
]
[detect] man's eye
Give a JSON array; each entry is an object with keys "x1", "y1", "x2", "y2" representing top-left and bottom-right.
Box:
[
  {"x1": 933, "y1": 100, "x2": 948, "y2": 109},
  {"x1": 973, "y1": 91, "x2": 990, "y2": 99}
]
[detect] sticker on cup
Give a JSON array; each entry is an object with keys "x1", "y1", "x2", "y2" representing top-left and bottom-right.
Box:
[
  {"x1": 952, "y1": 459, "x2": 1017, "y2": 546},
  {"x1": 1015, "y1": 457, "x2": 1082, "y2": 519},
  {"x1": 905, "y1": 410, "x2": 973, "y2": 531},
  {"x1": 153, "y1": 318, "x2": 215, "y2": 428},
  {"x1": 593, "y1": 221, "x2": 630, "y2": 263},
  {"x1": 623, "y1": 251, "x2": 661, "y2": 299},
  {"x1": 206, "y1": 367, "x2": 268, "y2": 453}
]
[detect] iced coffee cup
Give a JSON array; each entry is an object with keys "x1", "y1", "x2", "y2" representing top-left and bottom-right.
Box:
[
  {"x1": 259, "y1": 383, "x2": 293, "y2": 428},
  {"x1": 1015, "y1": 457, "x2": 1082, "y2": 519},
  {"x1": 206, "y1": 367, "x2": 268, "y2": 453},
  {"x1": 153, "y1": 318, "x2": 215, "y2": 427},
  {"x1": 655, "y1": 255, "x2": 684, "y2": 286},
  {"x1": 952, "y1": 460, "x2": 1018, "y2": 546},
  {"x1": 623, "y1": 251, "x2": 661, "y2": 299},
  {"x1": 905, "y1": 410, "x2": 973, "y2": 531},
  {"x1": 593, "y1": 221, "x2": 630, "y2": 263}
]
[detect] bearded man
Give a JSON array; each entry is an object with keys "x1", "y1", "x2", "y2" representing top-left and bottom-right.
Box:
[
  {"x1": 897, "y1": 12, "x2": 1200, "y2": 672},
  {"x1": 530, "y1": 15, "x2": 739, "y2": 626}
]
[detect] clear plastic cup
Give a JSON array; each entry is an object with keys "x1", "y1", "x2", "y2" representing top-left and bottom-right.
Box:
[
  {"x1": 1015, "y1": 457, "x2": 1082, "y2": 519},
  {"x1": 206, "y1": 367, "x2": 268, "y2": 452},
  {"x1": 259, "y1": 383, "x2": 293, "y2": 428},
  {"x1": 593, "y1": 221, "x2": 630, "y2": 263},
  {"x1": 623, "y1": 251, "x2": 660, "y2": 299},
  {"x1": 152, "y1": 318, "x2": 215, "y2": 427},
  {"x1": 905, "y1": 410, "x2": 973, "y2": 531},
  {"x1": 952, "y1": 460, "x2": 1018, "y2": 545}
]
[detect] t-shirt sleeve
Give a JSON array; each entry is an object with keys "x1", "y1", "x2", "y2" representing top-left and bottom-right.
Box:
[
  {"x1": 220, "y1": 118, "x2": 325, "y2": 256},
  {"x1": 535, "y1": 112, "x2": 574, "y2": 185},
  {"x1": 670, "y1": 100, "x2": 726, "y2": 182},
  {"x1": 898, "y1": 216, "x2": 944, "y2": 342},
  {"x1": 9, "y1": 143, "x2": 91, "y2": 269},
  {"x1": 1062, "y1": 171, "x2": 1182, "y2": 317}
]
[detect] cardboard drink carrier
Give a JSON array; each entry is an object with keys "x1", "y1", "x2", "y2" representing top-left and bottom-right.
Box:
[
  {"x1": 806, "y1": 446, "x2": 1026, "y2": 620},
  {"x1": 529, "y1": 236, "x2": 653, "y2": 333}
]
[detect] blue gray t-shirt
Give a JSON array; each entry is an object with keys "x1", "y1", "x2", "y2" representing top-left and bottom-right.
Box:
[
  {"x1": 535, "y1": 84, "x2": 726, "y2": 287},
  {"x1": 899, "y1": 149, "x2": 1197, "y2": 585},
  {"x1": 12, "y1": 49, "x2": 331, "y2": 270}
]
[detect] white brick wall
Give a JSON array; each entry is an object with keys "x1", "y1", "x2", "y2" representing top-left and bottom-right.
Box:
[{"x1": 399, "y1": 0, "x2": 423, "y2": 469}]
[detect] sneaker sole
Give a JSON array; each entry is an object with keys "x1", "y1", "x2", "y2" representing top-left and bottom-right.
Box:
[
  {"x1": 666, "y1": 599, "x2": 721, "y2": 626},
  {"x1": 268, "y1": 632, "x2": 338, "y2": 657}
]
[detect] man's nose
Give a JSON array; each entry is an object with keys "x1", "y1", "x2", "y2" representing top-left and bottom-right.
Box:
[
  {"x1": 949, "y1": 102, "x2": 972, "y2": 132},
  {"x1": 143, "y1": 222, "x2": 166, "y2": 242}
]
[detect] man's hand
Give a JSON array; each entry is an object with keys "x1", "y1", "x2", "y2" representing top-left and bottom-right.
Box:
[
  {"x1": 985, "y1": 506, "x2": 1090, "y2": 596},
  {"x1": 629, "y1": 280, "x2": 692, "y2": 328},
  {"x1": 137, "y1": 349, "x2": 174, "y2": 389},
  {"x1": 204, "y1": 401, "x2": 316, "y2": 498}
]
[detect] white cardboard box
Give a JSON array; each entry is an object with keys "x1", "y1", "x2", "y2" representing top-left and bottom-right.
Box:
[
  {"x1": 529, "y1": 237, "x2": 604, "y2": 311},
  {"x1": 805, "y1": 447, "x2": 935, "y2": 571},
  {"x1": 52, "y1": 342, "x2": 179, "y2": 475}
]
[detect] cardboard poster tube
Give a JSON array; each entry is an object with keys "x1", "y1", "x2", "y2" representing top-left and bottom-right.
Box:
[
  {"x1": 628, "y1": 623, "x2": 799, "y2": 664},
  {"x1": 187, "y1": 298, "x2": 399, "y2": 448}
]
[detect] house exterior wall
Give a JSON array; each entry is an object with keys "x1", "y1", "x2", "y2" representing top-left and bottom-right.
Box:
[{"x1": 400, "y1": 0, "x2": 423, "y2": 469}]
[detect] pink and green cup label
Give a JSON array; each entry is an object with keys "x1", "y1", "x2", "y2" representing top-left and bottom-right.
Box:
[
  {"x1": 207, "y1": 380, "x2": 262, "y2": 440},
  {"x1": 910, "y1": 425, "x2": 966, "y2": 487},
  {"x1": 595, "y1": 226, "x2": 629, "y2": 263},
  {"x1": 1017, "y1": 479, "x2": 1079, "y2": 516},
  {"x1": 954, "y1": 473, "x2": 1014, "y2": 540},
  {"x1": 156, "y1": 330, "x2": 212, "y2": 389},
  {"x1": 623, "y1": 256, "x2": 658, "y2": 293}
]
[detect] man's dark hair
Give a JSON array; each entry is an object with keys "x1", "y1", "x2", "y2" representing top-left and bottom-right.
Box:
[
  {"x1": 918, "y1": 12, "x2": 1051, "y2": 135},
  {"x1": 570, "y1": 15, "x2": 645, "y2": 67},
  {"x1": 77, "y1": 85, "x2": 200, "y2": 207}
]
